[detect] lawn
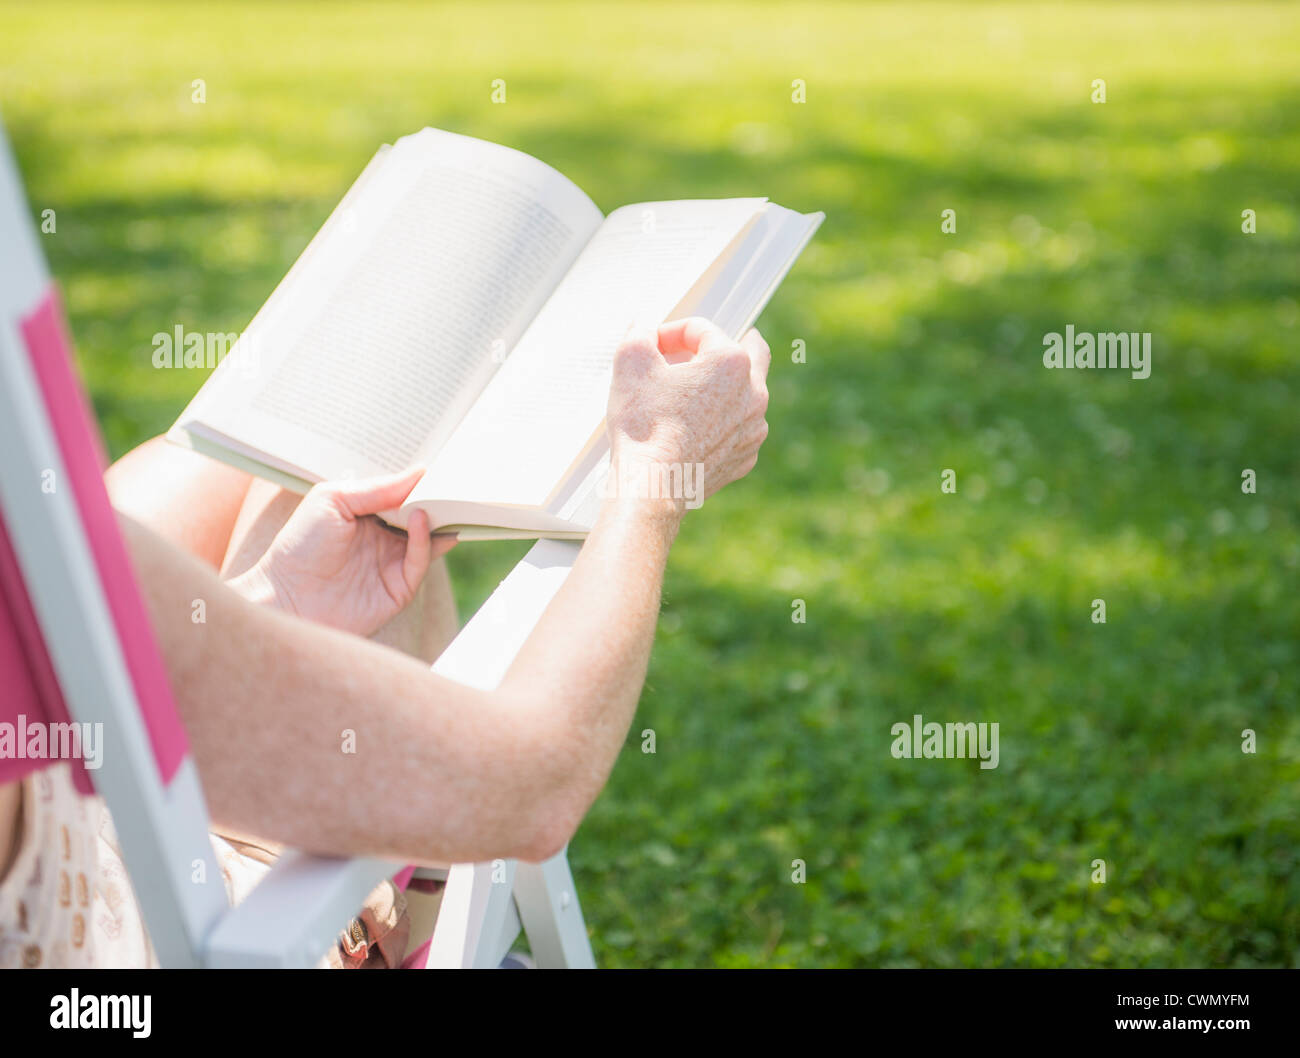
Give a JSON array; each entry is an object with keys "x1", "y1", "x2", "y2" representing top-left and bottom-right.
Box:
[{"x1": 1, "y1": 1, "x2": 1297, "y2": 967}]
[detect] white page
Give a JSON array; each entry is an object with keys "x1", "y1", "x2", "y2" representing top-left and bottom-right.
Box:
[
  {"x1": 408, "y1": 198, "x2": 767, "y2": 509},
  {"x1": 553, "y1": 204, "x2": 825, "y2": 528},
  {"x1": 177, "y1": 129, "x2": 603, "y2": 480}
]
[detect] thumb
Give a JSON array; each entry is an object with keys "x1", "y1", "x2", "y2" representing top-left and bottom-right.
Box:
[
  {"x1": 401, "y1": 511, "x2": 455, "y2": 596},
  {"x1": 400, "y1": 508, "x2": 432, "y2": 593},
  {"x1": 656, "y1": 316, "x2": 732, "y2": 363}
]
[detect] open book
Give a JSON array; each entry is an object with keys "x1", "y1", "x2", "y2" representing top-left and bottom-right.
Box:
[{"x1": 168, "y1": 128, "x2": 823, "y2": 539}]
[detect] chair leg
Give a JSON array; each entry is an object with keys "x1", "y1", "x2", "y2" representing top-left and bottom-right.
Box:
[
  {"x1": 514, "y1": 849, "x2": 596, "y2": 969},
  {"x1": 425, "y1": 859, "x2": 520, "y2": 968}
]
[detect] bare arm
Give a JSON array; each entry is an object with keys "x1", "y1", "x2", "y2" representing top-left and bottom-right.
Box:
[
  {"x1": 124, "y1": 319, "x2": 770, "y2": 867},
  {"x1": 105, "y1": 436, "x2": 252, "y2": 571},
  {"x1": 122, "y1": 495, "x2": 672, "y2": 866}
]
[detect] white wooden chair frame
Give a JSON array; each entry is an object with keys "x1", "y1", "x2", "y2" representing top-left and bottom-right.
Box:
[{"x1": 0, "y1": 121, "x2": 594, "y2": 968}]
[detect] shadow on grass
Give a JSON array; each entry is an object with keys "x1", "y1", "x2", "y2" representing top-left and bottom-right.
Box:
[{"x1": 6, "y1": 62, "x2": 1297, "y2": 967}]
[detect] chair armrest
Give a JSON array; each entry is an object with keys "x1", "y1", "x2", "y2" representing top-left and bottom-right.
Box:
[
  {"x1": 207, "y1": 541, "x2": 583, "y2": 968},
  {"x1": 202, "y1": 852, "x2": 399, "y2": 968},
  {"x1": 431, "y1": 539, "x2": 581, "y2": 689}
]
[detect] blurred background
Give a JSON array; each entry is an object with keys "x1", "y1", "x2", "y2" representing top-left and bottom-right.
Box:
[{"x1": 1, "y1": 1, "x2": 1296, "y2": 967}]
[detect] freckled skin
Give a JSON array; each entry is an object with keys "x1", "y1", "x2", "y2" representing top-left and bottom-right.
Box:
[
  {"x1": 0, "y1": 318, "x2": 771, "y2": 875},
  {"x1": 610, "y1": 320, "x2": 770, "y2": 507}
]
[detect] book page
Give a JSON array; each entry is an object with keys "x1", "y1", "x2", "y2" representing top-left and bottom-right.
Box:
[
  {"x1": 407, "y1": 198, "x2": 767, "y2": 510},
  {"x1": 550, "y1": 203, "x2": 825, "y2": 528},
  {"x1": 175, "y1": 129, "x2": 603, "y2": 481},
  {"x1": 683, "y1": 204, "x2": 825, "y2": 340}
]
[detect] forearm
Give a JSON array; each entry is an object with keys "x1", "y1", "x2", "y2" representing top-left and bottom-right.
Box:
[
  {"x1": 112, "y1": 318, "x2": 765, "y2": 867},
  {"x1": 121, "y1": 503, "x2": 678, "y2": 865},
  {"x1": 208, "y1": 494, "x2": 677, "y2": 860},
  {"x1": 497, "y1": 494, "x2": 681, "y2": 840}
]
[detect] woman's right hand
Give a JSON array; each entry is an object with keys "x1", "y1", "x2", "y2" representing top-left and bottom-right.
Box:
[{"x1": 605, "y1": 318, "x2": 771, "y2": 517}]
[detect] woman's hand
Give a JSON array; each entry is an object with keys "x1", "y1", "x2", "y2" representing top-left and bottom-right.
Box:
[
  {"x1": 227, "y1": 468, "x2": 456, "y2": 637},
  {"x1": 605, "y1": 318, "x2": 770, "y2": 516}
]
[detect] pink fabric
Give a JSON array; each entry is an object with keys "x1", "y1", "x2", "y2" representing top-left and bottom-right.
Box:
[
  {"x1": 400, "y1": 937, "x2": 432, "y2": 970},
  {"x1": 0, "y1": 512, "x2": 85, "y2": 790},
  {"x1": 16, "y1": 288, "x2": 188, "y2": 785},
  {"x1": 391, "y1": 865, "x2": 416, "y2": 891}
]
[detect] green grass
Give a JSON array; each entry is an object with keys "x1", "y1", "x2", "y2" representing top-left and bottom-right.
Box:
[{"x1": 2, "y1": 1, "x2": 1297, "y2": 967}]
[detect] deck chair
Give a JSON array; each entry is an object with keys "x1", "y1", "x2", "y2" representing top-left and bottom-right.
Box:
[{"x1": 0, "y1": 119, "x2": 595, "y2": 969}]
